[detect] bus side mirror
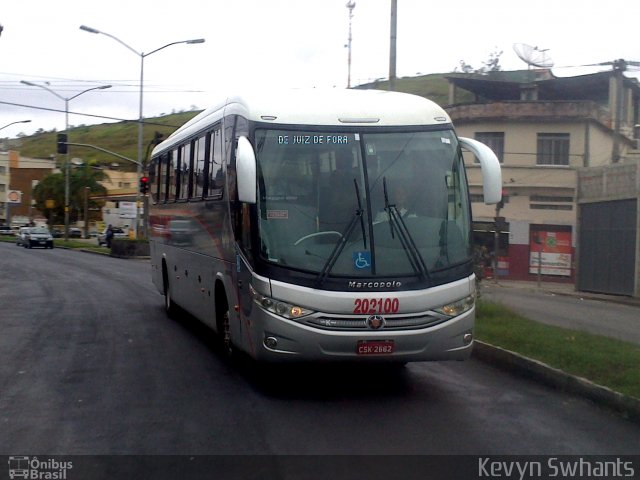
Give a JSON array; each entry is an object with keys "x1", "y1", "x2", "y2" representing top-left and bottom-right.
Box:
[
  {"x1": 236, "y1": 136, "x2": 256, "y2": 204},
  {"x1": 458, "y1": 137, "x2": 502, "y2": 205}
]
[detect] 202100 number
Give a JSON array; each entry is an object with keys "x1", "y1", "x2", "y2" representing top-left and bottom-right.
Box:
[{"x1": 353, "y1": 298, "x2": 399, "y2": 314}]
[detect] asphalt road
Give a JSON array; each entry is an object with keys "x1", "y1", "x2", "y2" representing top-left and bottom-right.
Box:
[
  {"x1": 482, "y1": 282, "x2": 640, "y2": 345},
  {"x1": 1, "y1": 242, "x2": 639, "y2": 456}
]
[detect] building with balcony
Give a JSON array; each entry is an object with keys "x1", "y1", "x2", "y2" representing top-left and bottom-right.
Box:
[{"x1": 445, "y1": 67, "x2": 640, "y2": 284}]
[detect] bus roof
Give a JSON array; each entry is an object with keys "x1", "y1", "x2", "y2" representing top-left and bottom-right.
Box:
[{"x1": 154, "y1": 89, "x2": 452, "y2": 154}]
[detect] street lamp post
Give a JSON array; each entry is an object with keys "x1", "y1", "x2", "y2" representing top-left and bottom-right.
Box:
[
  {"x1": 20, "y1": 81, "x2": 111, "y2": 240},
  {"x1": 80, "y1": 25, "x2": 204, "y2": 238},
  {"x1": 0, "y1": 119, "x2": 31, "y2": 133}
]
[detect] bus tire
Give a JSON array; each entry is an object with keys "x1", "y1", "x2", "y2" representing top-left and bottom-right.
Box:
[{"x1": 162, "y1": 264, "x2": 178, "y2": 319}]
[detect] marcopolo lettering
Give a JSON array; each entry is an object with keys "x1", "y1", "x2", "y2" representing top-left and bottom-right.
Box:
[{"x1": 348, "y1": 280, "x2": 402, "y2": 289}]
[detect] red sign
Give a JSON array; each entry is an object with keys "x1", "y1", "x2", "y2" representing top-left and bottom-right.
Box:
[
  {"x1": 529, "y1": 231, "x2": 572, "y2": 276},
  {"x1": 7, "y1": 190, "x2": 21, "y2": 203}
]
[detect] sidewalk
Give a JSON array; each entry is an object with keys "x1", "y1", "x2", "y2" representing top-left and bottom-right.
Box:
[{"x1": 481, "y1": 278, "x2": 640, "y2": 308}]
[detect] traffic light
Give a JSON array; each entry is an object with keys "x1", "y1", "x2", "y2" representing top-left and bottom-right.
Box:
[
  {"x1": 139, "y1": 176, "x2": 150, "y2": 194},
  {"x1": 496, "y1": 189, "x2": 509, "y2": 210},
  {"x1": 57, "y1": 133, "x2": 68, "y2": 154}
]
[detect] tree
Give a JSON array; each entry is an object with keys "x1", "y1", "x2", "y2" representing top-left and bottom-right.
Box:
[
  {"x1": 32, "y1": 166, "x2": 108, "y2": 225},
  {"x1": 32, "y1": 173, "x2": 65, "y2": 224},
  {"x1": 482, "y1": 48, "x2": 503, "y2": 72},
  {"x1": 455, "y1": 48, "x2": 504, "y2": 73},
  {"x1": 457, "y1": 60, "x2": 475, "y2": 73}
]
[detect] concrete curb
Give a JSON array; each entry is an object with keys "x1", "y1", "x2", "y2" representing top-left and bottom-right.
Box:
[{"x1": 473, "y1": 340, "x2": 640, "y2": 422}]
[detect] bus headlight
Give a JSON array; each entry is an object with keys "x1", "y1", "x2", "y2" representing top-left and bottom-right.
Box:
[
  {"x1": 250, "y1": 285, "x2": 314, "y2": 320},
  {"x1": 434, "y1": 295, "x2": 475, "y2": 317}
]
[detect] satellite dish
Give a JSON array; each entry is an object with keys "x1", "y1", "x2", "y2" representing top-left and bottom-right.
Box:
[{"x1": 513, "y1": 43, "x2": 554, "y2": 69}]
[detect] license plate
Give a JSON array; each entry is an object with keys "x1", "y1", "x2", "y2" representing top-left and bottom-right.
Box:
[{"x1": 356, "y1": 340, "x2": 395, "y2": 355}]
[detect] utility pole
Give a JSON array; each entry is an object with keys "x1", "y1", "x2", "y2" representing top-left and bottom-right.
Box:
[
  {"x1": 493, "y1": 190, "x2": 507, "y2": 284},
  {"x1": 83, "y1": 186, "x2": 90, "y2": 239},
  {"x1": 389, "y1": 0, "x2": 397, "y2": 91},
  {"x1": 612, "y1": 58, "x2": 626, "y2": 163},
  {"x1": 346, "y1": 1, "x2": 356, "y2": 88}
]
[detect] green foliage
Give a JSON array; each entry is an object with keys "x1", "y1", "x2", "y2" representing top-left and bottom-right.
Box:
[
  {"x1": 110, "y1": 238, "x2": 149, "y2": 257},
  {"x1": 476, "y1": 300, "x2": 640, "y2": 399},
  {"x1": 32, "y1": 166, "x2": 108, "y2": 224},
  {"x1": 456, "y1": 47, "x2": 504, "y2": 74}
]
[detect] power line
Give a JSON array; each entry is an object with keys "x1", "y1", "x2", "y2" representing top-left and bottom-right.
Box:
[
  {"x1": 0, "y1": 100, "x2": 188, "y2": 127},
  {"x1": 0, "y1": 72, "x2": 205, "y2": 92}
]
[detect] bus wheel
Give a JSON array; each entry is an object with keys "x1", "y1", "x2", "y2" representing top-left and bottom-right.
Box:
[{"x1": 163, "y1": 268, "x2": 178, "y2": 318}]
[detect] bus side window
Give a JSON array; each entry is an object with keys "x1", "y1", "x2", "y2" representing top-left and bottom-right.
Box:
[
  {"x1": 159, "y1": 152, "x2": 168, "y2": 203},
  {"x1": 193, "y1": 136, "x2": 207, "y2": 198},
  {"x1": 178, "y1": 143, "x2": 193, "y2": 201},
  {"x1": 208, "y1": 127, "x2": 224, "y2": 198},
  {"x1": 149, "y1": 156, "x2": 158, "y2": 204},
  {"x1": 168, "y1": 149, "x2": 177, "y2": 202}
]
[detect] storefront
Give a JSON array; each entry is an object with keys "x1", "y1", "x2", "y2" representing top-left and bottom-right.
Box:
[{"x1": 473, "y1": 221, "x2": 575, "y2": 282}]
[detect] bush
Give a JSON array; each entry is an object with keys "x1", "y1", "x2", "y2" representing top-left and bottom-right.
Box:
[{"x1": 110, "y1": 238, "x2": 149, "y2": 257}]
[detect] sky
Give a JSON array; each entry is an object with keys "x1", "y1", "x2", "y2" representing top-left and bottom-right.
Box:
[{"x1": 1, "y1": 0, "x2": 639, "y2": 141}]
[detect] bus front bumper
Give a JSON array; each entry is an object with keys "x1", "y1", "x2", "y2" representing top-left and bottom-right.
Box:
[{"x1": 244, "y1": 308, "x2": 475, "y2": 363}]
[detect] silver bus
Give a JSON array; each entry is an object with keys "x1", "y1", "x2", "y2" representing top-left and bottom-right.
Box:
[{"x1": 148, "y1": 89, "x2": 501, "y2": 363}]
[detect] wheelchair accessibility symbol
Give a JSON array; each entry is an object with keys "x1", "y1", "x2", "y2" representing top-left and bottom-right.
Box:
[{"x1": 353, "y1": 251, "x2": 371, "y2": 270}]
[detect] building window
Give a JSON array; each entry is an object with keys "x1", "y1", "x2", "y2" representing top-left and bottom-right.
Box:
[
  {"x1": 530, "y1": 195, "x2": 574, "y2": 203},
  {"x1": 530, "y1": 204, "x2": 573, "y2": 211},
  {"x1": 475, "y1": 132, "x2": 504, "y2": 163},
  {"x1": 537, "y1": 133, "x2": 569, "y2": 165}
]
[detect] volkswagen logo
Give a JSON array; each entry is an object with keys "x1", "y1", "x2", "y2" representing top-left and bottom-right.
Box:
[{"x1": 366, "y1": 315, "x2": 386, "y2": 330}]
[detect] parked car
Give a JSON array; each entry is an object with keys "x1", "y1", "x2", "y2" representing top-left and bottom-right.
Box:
[
  {"x1": 18, "y1": 226, "x2": 54, "y2": 249},
  {"x1": 68, "y1": 227, "x2": 83, "y2": 238},
  {"x1": 98, "y1": 227, "x2": 127, "y2": 246},
  {"x1": 0, "y1": 225, "x2": 14, "y2": 236}
]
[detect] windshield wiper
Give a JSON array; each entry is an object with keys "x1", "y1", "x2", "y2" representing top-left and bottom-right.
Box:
[
  {"x1": 316, "y1": 179, "x2": 366, "y2": 287},
  {"x1": 383, "y1": 177, "x2": 430, "y2": 282},
  {"x1": 354, "y1": 180, "x2": 367, "y2": 250}
]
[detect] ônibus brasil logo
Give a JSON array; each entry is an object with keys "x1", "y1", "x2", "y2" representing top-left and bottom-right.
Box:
[{"x1": 8, "y1": 456, "x2": 73, "y2": 479}]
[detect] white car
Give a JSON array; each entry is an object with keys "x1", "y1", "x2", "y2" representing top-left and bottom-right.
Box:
[{"x1": 17, "y1": 226, "x2": 54, "y2": 249}]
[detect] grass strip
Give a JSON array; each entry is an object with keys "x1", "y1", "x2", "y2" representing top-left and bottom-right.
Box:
[
  {"x1": 475, "y1": 300, "x2": 640, "y2": 399},
  {"x1": 54, "y1": 239, "x2": 106, "y2": 250}
]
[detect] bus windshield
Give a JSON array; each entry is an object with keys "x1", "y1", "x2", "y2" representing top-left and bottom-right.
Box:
[{"x1": 255, "y1": 128, "x2": 471, "y2": 278}]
